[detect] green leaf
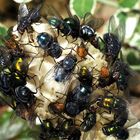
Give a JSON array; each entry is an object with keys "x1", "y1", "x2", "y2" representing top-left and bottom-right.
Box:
[
  {"x1": 0, "y1": 110, "x2": 38, "y2": 140},
  {"x1": 0, "y1": 26, "x2": 7, "y2": 46},
  {"x1": 118, "y1": 0, "x2": 138, "y2": 8},
  {"x1": 117, "y1": 12, "x2": 127, "y2": 23},
  {"x1": 0, "y1": 111, "x2": 13, "y2": 124},
  {"x1": 135, "y1": 24, "x2": 140, "y2": 33},
  {"x1": 0, "y1": 26, "x2": 7, "y2": 36},
  {"x1": 130, "y1": 65, "x2": 140, "y2": 72},
  {"x1": 126, "y1": 51, "x2": 140, "y2": 65},
  {"x1": 69, "y1": 0, "x2": 96, "y2": 18},
  {"x1": 99, "y1": 40, "x2": 105, "y2": 52},
  {"x1": 136, "y1": 40, "x2": 140, "y2": 47}
]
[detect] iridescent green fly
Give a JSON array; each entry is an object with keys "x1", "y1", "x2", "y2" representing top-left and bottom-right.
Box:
[
  {"x1": 94, "y1": 93, "x2": 129, "y2": 140},
  {"x1": 45, "y1": 4, "x2": 104, "y2": 42},
  {"x1": 39, "y1": 118, "x2": 81, "y2": 140}
]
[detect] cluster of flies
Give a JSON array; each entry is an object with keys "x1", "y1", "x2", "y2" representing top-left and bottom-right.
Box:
[{"x1": 0, "y1": 2, "x2": 131, "y2": 140}]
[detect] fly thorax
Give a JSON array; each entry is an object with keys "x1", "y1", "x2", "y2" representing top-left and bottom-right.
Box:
[
  {"x1": 80, "y1": 25, "x2": 95, "y2": 41},
  {"x1": 63, "y1": 56, "x2": 77, "y2": 71}
]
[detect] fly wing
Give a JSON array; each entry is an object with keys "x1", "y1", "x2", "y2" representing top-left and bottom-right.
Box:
[
  {"x1": 40, "y1": 64, "x2": 72, "y2": 101},
  {"x1": 45, "y1": 4, "x2": 63, "y2": 20},
  {"x1": 18, "y1": 3, "x2": 29, "y2": 22},
  {"x1": 108, "y1": 16, "x2": 125, "y2": 43},
  {"x1": 83, "y1": 13, "x2": 104, "y2": 30},
  {"x1": 28, "y1": 4, "x2": 42, "y2": 21},
  {"x1": 73, "y1": 15, "x2": 80, "y2": 26},
  {"x1": 82, "y1": 12, "x2": 93, "y2": 24},
  {"x1": 86, "y1": 17, "x2": 104, "y2": 31},
  {"x1": 114, "y1": 22, "x2": 125, "y2": 43},
  {"x1": 65, "y1": 4, "x2": 73, "y2": 17},
  {"x1": 108, "y1": 16, "x2": 117, "y2": 34}
]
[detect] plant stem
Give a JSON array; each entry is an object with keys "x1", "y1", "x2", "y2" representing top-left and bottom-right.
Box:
[
  {"x1": 97, "y1": 0, "x2": 118, "y2": 7},
  {"x1": 130, "y1": 65, "x2": 140, "y2": 71}
]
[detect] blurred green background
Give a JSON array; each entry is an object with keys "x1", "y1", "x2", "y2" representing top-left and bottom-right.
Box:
[{"x1": 0, "y1": 0, "x2": 140, "y2": 139}]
